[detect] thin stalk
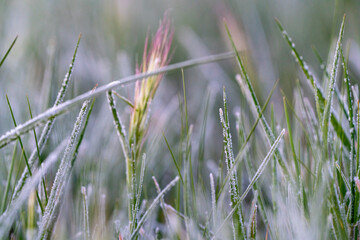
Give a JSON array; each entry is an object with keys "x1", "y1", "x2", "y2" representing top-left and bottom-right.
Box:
[{"x1": 0, "y1": 51, "x2": 235, "y2": 149}]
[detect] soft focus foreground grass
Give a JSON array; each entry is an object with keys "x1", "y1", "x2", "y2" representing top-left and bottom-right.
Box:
[{"x1": 1, "y1": 0, "x2": 360, "y2": 239}]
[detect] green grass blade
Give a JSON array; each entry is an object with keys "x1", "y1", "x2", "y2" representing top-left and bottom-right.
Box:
[
  {"x1": 37, "y1": 98, "x2": 94, "y2": 240},
  {"x1": 225, "y1": 22, "x2": 290, "y2": 180},
  {"x1": 276, "y1": 18, "x2": 351, "y2": 151},
  {"x1": 283, "y1": 96, "x2": 300, "y2": 178},
  {"x1": 6, "y1": 95, "x2": 44, "y2": 213},
  {"x1": 217, "y1": 79, "x2": 279, "y2": 200},
  {"x1": 322, "y1": 15, "x2": 346, "y2": 157},
  {"x1": 0, "y1": 51, "x2": 235, "y2": 149},
  {"x1": 11, "y1": 34, "x2": 82, "y2": 202},
  {"x1": 130, "y1": 176, "x2": 180, "y2": 240},
  {"x1": 219, "y1": 87, "x2": 246, "y2": 239},
  {"x1": 162, "y1": 133, "x2": 184, "y2": 184},
  {"x1": 0, "y1": 140, "x2": 66, "y2": 238},
  {"x1": 212, "y1": 129, "x2": 285, "y2": 239},
  {"x1": 1, "y1": 142, "x2": 17, "y2": 213},
  {"x1": 0, "y1": 35, "x2": 18, "y2": 69}
]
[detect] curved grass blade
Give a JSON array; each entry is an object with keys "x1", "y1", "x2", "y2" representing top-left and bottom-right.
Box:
[
  {"x1": 0, "y1": 140, "x2": 66, "y2": 238},
  {"x1": 219, "y1": 88, "x2": 245, "y2": 239},
  {"x1": 217, "y1": 78, "x2": 279, "y2": 200},
  {"x1": 312, "y1": 45, "x2": 349, "y2": 121},
  {"x1": 6, "y1": 95, "x2": 44, "y2": 213},
  {"x1": 322, "y1": 15, "x2": 346, "y2": 157},
  {"x1": 342, "y1": 47, "x2": 358, "y2": 236},
  {"x1": 11, "y1": 34, "x2": 82, "y2": 202},
  {"x1": 0, "y1": 35, "x2": 17, "y2": 69},
  {"x1": 276, "y1": 17, "x2": 351, "y2": 151},
  {"x1": 0, "y1": 51, "x2": 235, "y2": 149},
  {"x1": 211, "y1": 129, "x2": 285, "y2": 239},
  {"x1": 37, "y1": 97, "x2": 94, "y2": 240},
  {"x1": 225, "y1": 22, "x2": 290, "y2": 180},
  {"x1": 130, "y1": 176, "x2": 180, "y2": 240}
]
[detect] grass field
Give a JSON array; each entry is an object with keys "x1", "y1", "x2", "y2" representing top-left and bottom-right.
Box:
[{"x1": 1, "y1": 0, "x2": 360, "y2": 239}]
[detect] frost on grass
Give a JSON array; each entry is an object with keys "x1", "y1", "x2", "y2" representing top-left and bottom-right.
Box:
[
  {"x1": 11, "y1": 35, "x2": 82, "y2": 202},
  {"x1": 38, "y1": 98, "x2": 92, "y2": 240}
]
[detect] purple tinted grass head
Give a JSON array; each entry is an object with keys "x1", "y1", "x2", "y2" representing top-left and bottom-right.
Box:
[{"x1": 130, "y1": 13, "x2": 174, "y2": 160}]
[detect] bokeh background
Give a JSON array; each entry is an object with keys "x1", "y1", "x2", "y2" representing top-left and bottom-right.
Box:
[{"x1": 1, "y1": 0, "x2": 360, "y2": 238}]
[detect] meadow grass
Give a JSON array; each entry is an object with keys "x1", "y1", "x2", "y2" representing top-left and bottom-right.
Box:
[{"x1": 0, "y1": 10, "x2": 360, "y2": 240}]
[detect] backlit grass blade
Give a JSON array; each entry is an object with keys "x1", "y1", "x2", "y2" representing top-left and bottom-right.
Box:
[
  {"x1": 0, "y1": 51, "x2": 235, "y2": 149},
  {"x1": 283, "y1": 97, "x2": 300, "y2": 178},
  {"x1": 6, "y1": 95, "x2": 44, "y2": 213},
  {"x1": 1, "y1": 142, "x2": 17, "y2": 213},
  {"x1": 0, "y1": 140, "x2": 66, "y2": 238},
  {"x1": 212, "y1": 129, "x2": 285, "y2": 239},
  {"x1": 11, "y1": 34, "x2": 82, "y2": 202},
  {"x1": 225, "y1": 22, "x2": 290, "y2": 180},
  {"x1": 130, "y1": 176, "x2": 180, "y2": 240},
  {"x1": 341, "y1": 47, "x2": 359, "y2": 236},
  {"x1": 218, "y1": 78, "x2": 279, "y2": 200},
  {"x1": 37, "y1": 98, "x2": 94, "y2": 240},
  {"x1": 0, "y1": 35, "x2": 17, "y2": 69},
  {"x1": 322, "y1": 15, "x2": 346, "y2": 157},
  {"x1": 276, "y1": 18, "x2": 351, "y2": 151},
  {"x1": 219, "y1": 87, "x2": 246, "y2": 239}
]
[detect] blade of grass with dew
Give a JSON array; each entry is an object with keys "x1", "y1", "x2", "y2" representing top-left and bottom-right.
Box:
[
  {"x1": 212, "y1": 129, "x2": 285, "y2": 239},
  {"x1": 239, "y1": 118, "x2": 272, "y2": 238},
  {"x1": 0, "y1": 51, "x2": 235, "y2": 149},
  {"x1": 225, "y1": 23, "x2": 290, "y2": 180},
  {"x1": 37, "y1": 97, "x2": 94, "y2": 240},
  {"x1": 6, "y1": 95, "x2": 44, "y2": 213},
  {"x1": 106, "y1": 90, "x2": 135, "y2": 227},
  {"x1": 322, "y1": 15, "x2": 346, "y2": 159},
  {"x1": 342, "y1": 48, "x2": 359, "y2": 237},
  {"x1": 1, "y1": 142, "x2": 17, "y2": 213},
  {"x1": 0, "y1": 139, "x2": 66, "y2": 238},
  {"x1": 11, "y1": 34, "x2": 82, "y2": 202},
  {"x1": 0, "y1": 35, "x2": 17, "y2": 69},
  {"x1": 276, "y1": 18, "x2": 351, "y2": 151},
  {"x1": 130, "y1": 176, "x2": 179, "y2": 240},
  {"x1": 312, "y1": 45, "x2": 349, "y2": 121},
  {"x1": 219, "y1": 87, "x2": 246, "y2": 239},
  {"x1": 217, "y1": 79, "x2": 279, "y2": 201}
]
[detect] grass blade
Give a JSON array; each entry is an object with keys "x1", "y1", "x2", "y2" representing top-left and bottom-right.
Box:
[
  {"x1": 37, "y1": 97, "x2": 94, "y2": 240},
  {"x1": 276, "y1": 17, "x2": 351, "y2": 151},
  {"x1": 219, "y1": 87, "x2": 246, "y2": 239},
  {"x1": 130, "y1": 176, "x2": 180, "y2": 240},
  {"x1": 0, "y1": 35, "x2": 18, "y2": 69},
  {"x1": 11, "y1": 34, "x2": 82, "y2": 202},
  {"x1": 322, "y1": 15, "x2": 346, "y2": 157},
  {"x1": 212, "y1": 129, "x2": 285, "y2": 239},
  {"x1": 225, "y1": 22, "x2": 290, "y2": 180}
]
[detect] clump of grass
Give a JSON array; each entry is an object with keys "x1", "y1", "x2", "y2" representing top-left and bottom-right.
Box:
[{"x1": 1, "y1": 10, "x2": 360, "y2": 240}]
